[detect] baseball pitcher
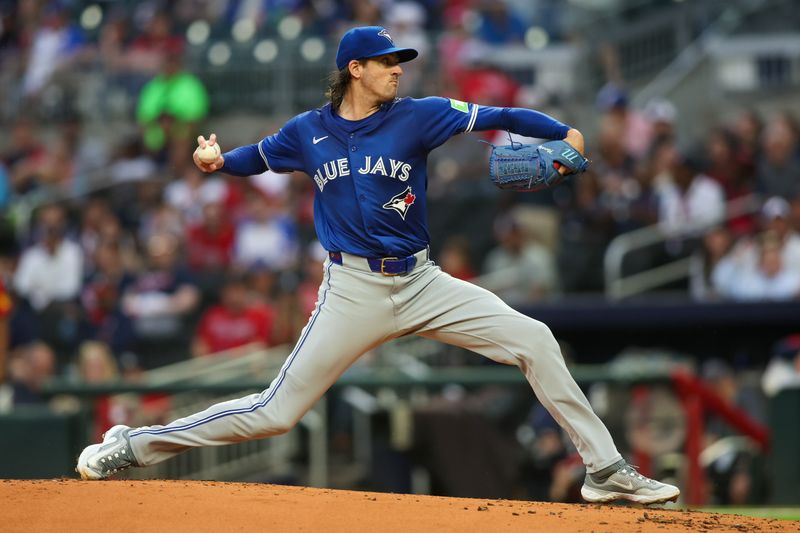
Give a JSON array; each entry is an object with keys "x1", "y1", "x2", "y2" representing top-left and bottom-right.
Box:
[{"x1": 77, "y1": 26, "x2": 679, "y2": 505}]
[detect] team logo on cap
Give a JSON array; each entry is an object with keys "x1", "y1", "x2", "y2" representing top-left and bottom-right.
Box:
[
  {"x1": 378, "y1": 28, "x2": 394, "y2": 44},
  {"x1": 382, "y1": 186, "x2": 415, "y2": 220}
]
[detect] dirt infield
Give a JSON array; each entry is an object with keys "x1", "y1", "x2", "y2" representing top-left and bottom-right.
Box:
[{"x1": 0, "y1": 479, "x2": 793, "y2": 532}]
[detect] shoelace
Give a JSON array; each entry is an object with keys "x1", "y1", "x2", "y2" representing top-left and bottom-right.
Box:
[
  {"x1": 620, "y1": 466, "x2": 656, "y2": 484},
  {"x1": 98, "y1": 447, "x2": 132, "y2": 474}
]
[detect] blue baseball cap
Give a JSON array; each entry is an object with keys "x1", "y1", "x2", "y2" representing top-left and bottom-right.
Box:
[{"x1": 335, "y1": 26, "x2": 418, "y2": 71}]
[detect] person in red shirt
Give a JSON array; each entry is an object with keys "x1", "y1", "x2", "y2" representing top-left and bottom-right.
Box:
[
  {"x1": 185, "y1": 201, "x2": 235, "y2": 274},
  {"x1": 192, "y1": 275, "x2": 277, "y2": 357}
]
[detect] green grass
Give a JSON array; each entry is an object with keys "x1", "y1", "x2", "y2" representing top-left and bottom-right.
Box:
[{"x1": 701, "y1": 507, "x2": 800, "y2": 521}]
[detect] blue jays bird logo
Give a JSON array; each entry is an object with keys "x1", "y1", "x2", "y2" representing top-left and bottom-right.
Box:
[
  {"x1": 382, "y1": 186, "x2": 415, "y2": 219},
  {"x1": 378, "y1": 28, "x2": 394, "y2": 44}
]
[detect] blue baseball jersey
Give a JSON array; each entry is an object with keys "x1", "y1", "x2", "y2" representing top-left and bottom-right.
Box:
[{"x1": 223, "y1": 97, "x2": 570, "y2": 257}]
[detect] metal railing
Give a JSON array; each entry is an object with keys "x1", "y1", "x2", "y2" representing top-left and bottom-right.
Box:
[
  {"x1": 114, "y1": 346, "x2": 329, "y2": 486},
  {"x1": 631, "y1": 0, "x2": 774, "y2": 107},
  {"x1": 603, "y1": 194, "x2": 763, "y2": 300}
]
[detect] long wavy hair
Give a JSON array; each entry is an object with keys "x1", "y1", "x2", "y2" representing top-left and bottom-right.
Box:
[{"x1": 326, "y1": 60, "x2": 364, "y2": 109}]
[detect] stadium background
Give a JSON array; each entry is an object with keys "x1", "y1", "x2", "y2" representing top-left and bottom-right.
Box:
[{"x1": 0, "y1": 0, "x2": 799, "y2": 515}]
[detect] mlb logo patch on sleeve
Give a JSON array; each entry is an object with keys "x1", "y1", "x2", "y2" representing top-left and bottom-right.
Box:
[{"x1": 449, "y1": 99, "x2": 469, "y2": 113}]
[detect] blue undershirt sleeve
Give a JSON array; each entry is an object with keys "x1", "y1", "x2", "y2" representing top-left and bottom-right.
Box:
[
  {"x1": 221, "y1": 115, "x2": 305, "y2": 176},
  {"x1": 472, "y1": 106, "x2": 570, "y2": 140},
  {"x1": 412, "y1": 97, "x2": 571, "y2": 151},
  {"x1": 221, "y1": 143, "x2": 269, "y2": 177}
]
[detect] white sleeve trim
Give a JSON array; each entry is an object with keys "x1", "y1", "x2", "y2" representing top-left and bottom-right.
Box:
[
  {"x1": 465, "y1": 103, "x2": 479, "y2": 132},
  {"x1": 256, "y1": 139, "x2": 270, "y2": 169}
]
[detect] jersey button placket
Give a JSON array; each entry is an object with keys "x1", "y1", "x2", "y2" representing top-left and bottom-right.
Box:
[{"x1": 348, "y1": 138, "x2": 372, "y2": 238}]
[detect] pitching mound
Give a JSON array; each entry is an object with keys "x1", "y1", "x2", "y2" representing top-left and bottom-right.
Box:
[{"x1": 0, "y1": 479, "x2": 791, "y2": 532}]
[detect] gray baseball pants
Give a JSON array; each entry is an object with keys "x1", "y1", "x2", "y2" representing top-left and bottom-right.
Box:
[{"x1": 128, "y1": 250, "x2": 622, "y2": 473}]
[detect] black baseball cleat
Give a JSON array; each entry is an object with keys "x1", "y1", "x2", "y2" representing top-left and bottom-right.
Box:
[{"x1": 76, "y1": 425, "x2": 139, "y2": 480}]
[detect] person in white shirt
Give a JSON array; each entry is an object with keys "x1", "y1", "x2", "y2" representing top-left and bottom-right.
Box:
[
  {"x1": 657, "y1": 152, "x2": 725, "y2": 237},
  {"x1": 725, "y1": 237, "x2": 800, "y2": 302},
  {"x1": 481, "y1": 214, "x2": 558, "y2": 305},
  {"x1": 13, "y1": 204, "x2": 82, "y2": 312},
  {"x1": 713, "y1": 197, "x2": 800, "y2": 299},
  {"x1": 761, "y1": 196, "x2": 800, "y2": 272}
]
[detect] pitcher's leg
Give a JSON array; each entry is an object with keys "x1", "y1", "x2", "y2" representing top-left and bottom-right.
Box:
[
  {"x1": 404, "y1": 268, "x2": 621, "y2": 472},
  {"x1": 128, "y1": 262, "x2": 394, "y2": 466}
]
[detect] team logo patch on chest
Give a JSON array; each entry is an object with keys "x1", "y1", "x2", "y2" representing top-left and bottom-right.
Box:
[{"x1": 382, "y1": 186, "x2": 416, "y2": 220}]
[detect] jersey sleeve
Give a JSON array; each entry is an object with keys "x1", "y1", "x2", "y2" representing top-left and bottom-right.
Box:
[
  {"x1": 413, "y1": 97, "x2": 482, "y2": 150},
  {"x1": 260, "y1": 115, "x2": 305, "y2": 173},
  {"x1": 412, "y1": 97, "x2": 571, "y2": 150}
]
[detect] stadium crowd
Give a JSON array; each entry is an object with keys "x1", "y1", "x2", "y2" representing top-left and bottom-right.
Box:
[{"x1": 0, "y1": 0, "x2": 798, "y2": 385}]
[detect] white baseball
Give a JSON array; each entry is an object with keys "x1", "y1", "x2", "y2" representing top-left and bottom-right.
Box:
[{"x1": 197, "y1": 143, "x2": 221, "y2": 163}]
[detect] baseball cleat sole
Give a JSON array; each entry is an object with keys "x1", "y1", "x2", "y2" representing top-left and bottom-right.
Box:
[{"x1": 581, "y1": 485, "x2": 680, "y2": 505}]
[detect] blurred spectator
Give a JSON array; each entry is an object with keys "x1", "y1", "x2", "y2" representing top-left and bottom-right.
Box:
[
  {"x1": 558, "y1": 171, "x2": 614, "y2": 293},
  {"x1": 701, "y1": 358, "x2": 768, "y2": 505},
  {"x1": 791, "y1": 193, "x2": 800, "y2": 233},
  {"x1": 704, "y1": 127, "x2": 756, "y2": 236},
  {"x1": 642, "y1": 98, "x2": 678, "y2": 151},
  {"x1": 438, "y1": 236, "x2": 477, "y2": 281},
  {"x1": 122, "y1": 233, "x2": 199, "y2": 367},
  {"x1": 22, "y1": 2, "x2": 86, "y2": 97},
  {"x1": 7, "y1": 341, "x2": 55, "y2": 405},
  {"x1": 165, "y1": 165, "x2": 227, "y2": 226},
  {"x1": 13, "y1": 204, "x2": 82, "y2": 312},
  {"x1": 186, "y1": 201, "x2": 235, "y2": 274},
  {"x1": 296, "y1": 241, "x2": 330, "y2": 318},
  {"x1": 247, "y1": 263, "x2": 280, "y2": 308},
  {"x1": 96, "y1": 213, "x2": 141, "y2": 273},
  {"x1": 75, "y1": 340, "x2": 169, "y2": 440},
  {"x1": 347, "y1": 0, "x2": 384, "y2": 27},
  {"x1": 80, "y1": 241, "x2": 135, "y2": 356},
  {"x1": 656, "y1": 151, "x2": 725, "y2": 237},
  {"x1": 108, "y1": 137, "x2": 158, "y2": 184},
  {"x1": 29, "y1": 131, "x2": 75, "y2": 193},
  {"x1": 761, "y1": 196, "x2": 800, "y2": 271},
  {"x1": 127, "y1": 11, "x2": 184, "y2": 78},
  {"x1": 720, "y1": 234, "x2": 800, "y2": 302},
  {"x1": 138, "y1": 201, "x2": 184, "y2": 245},
  {"x1": 762, "y1": 334, "x2": 800, "y2": 397},
  {"x1": 596, "y1": 83, "x2": 653, "y2": 160},
  {"x1": 481, "y1": 214, "x2": 558, "y2": 304},
  {"x1": 79, "y1": 197, "x2": 114, "y2": 271},
  {"x1": 60, "y1": 114, "x2": 111, "y2": 195},
  {"x1": 459, "y1": 63, "x2": 520, "y2": 111},
  {"x1": 548, "y1": 453, "x2": 585, "y2": 503},
  {"x1": 593, "y1": 114, "x2": 657, "y2": 237},
  {"x1": 689, "y1": 225, "x2": 735, "y2": 301},
  {"x1": 136, "y1": 49, "x2": 208, "y2": 157},
  {"x1": 756, "y1": 113, "x2": 800, "y2": 199},
  {"x1": 386, "y1": 2, "x2": 430, "y2": 97},
  {"x1": 4, "y1": 117, "x2": 46, "y2": 197},
  {"x1": 192, "y1": 275, "x2": 278, "y2": 358},
  {"x1": 437, "y1": 7, "x2": 475, "y2": 94},
  {"x1": 234, "y1": 193, "x2": 300, "y2": 271},
  {"x1": 523, "y1": 402, "x2": 571, "y2": 502},
  {"x1": 731, "y1": 109, "x2": 763, "y2": 165},
  {"x1": 76, "y1": 341, "x2": 124, "y2": 438},
  {"x1": 715, "y1": 197, "x2": 800, "y2": 300},
  {"x1": 474, "y1": 0, "x2": 527, "y2": 45}
]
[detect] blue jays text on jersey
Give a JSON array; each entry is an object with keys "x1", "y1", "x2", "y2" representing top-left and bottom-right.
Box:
[{"x1": 221, "y1": 97, "x2": 571, "y2": 257}]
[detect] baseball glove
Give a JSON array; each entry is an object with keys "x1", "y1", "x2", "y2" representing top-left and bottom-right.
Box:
[{"x1": 487, "y1": 139, "x2": 589, "y2": 192}]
